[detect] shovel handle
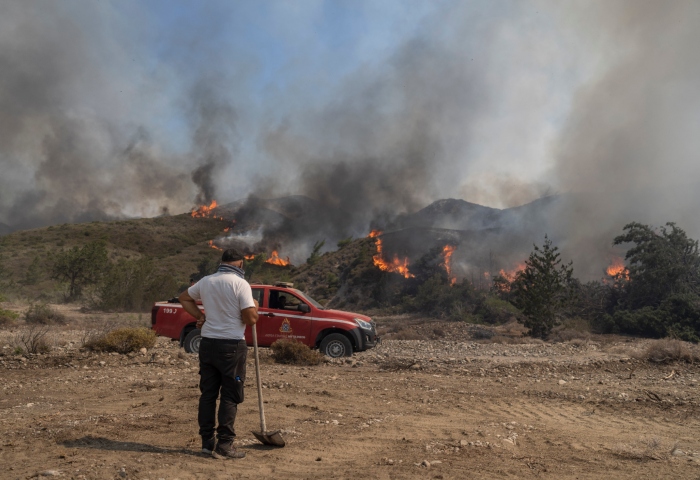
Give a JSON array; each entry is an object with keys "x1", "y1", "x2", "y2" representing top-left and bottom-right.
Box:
[{"x1": 252, "y1": 323, "x2": 267, "y2": 433}]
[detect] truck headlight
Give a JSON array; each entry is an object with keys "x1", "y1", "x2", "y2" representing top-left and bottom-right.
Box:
[{"x1": 354, "y1": 318, "x2": 373, "y2": 331}]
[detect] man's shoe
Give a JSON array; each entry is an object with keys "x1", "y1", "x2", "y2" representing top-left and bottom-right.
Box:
[
  {"x1": 201, "y1": 437, "x2": 216, "y2": 454},
  {"x1": 212, "y1": 443, "x2": 246, "y2": 459}
]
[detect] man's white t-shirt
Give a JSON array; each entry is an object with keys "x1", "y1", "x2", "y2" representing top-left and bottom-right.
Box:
[{"x1": 188, "y1": 272, "x2": 255, "y2": 340}]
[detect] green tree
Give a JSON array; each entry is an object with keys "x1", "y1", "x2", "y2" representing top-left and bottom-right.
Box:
[
  {"x1": 613, "y1": 222, "x2": 700, "y2": 309},
  {"x1": 604, "y1": 222, "x2": 700, "y2": 342},
  {"x1": 306, "y1": 239, "x2": 325, "y2": 265},
  {"x1": 511, "y1": 236, "x2": 573, "y2": 338},
  {"x1": 51, "y1": 241, "x2": 109, "y2": 301},
  {"x1": 97, "y1": 258, "x2": 178, "y2": 311}
]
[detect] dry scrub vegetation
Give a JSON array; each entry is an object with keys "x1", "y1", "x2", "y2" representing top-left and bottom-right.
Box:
[
  {"x1": 270, "y1": 339, "x2": 323, "y2": 365},
  {"x1": 83, "y1": 327, "x2": 156, "y2": 354},
  {"x1": 637, "y1": 338, "x2": 700, "y2": 364}
]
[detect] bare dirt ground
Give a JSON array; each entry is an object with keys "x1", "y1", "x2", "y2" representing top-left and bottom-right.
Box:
[{"x1": 1, "y1": 306, "x2": 700, "y2": 479}]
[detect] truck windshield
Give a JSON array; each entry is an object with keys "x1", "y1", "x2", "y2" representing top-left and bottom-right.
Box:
[{"x1": 292, "y1": 289, "x2": 325, "y2": 310}]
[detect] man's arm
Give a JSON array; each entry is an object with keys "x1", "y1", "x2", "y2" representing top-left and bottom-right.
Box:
[
  {"x1": 241, "y1": 299, "x2": 259, "y2": 326},
  {"x1": 178, "y1": 290, "x2": 205, "y2": 328}
]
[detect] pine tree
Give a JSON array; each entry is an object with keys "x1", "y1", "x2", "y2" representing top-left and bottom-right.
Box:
[{"x1": 511, "y1": 235, "x2": 573, "y2": 338}]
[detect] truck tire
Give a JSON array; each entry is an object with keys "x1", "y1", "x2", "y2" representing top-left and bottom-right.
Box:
[
  {"x1": 183, "y1": 328, "x2": 201, "y2": 354},
  {"x1": 320, "y1": 333, "x2": 353, "y2": 358}
]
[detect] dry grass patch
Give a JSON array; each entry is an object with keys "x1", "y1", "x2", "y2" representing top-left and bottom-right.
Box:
[
  {"x1": 84, "y1": 327, "x2": 156, "y2": 354},
  {"x1": 270, "y1": 339, "x2": 323, "y2": 366},
  {"x1": 637, "y1": 338, "x2": 700, "y2": 364}
]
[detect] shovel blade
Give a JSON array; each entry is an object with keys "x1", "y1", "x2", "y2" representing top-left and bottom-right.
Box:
[{"x1": 252, "y1": 430, "x2": 286, "y2": 447}]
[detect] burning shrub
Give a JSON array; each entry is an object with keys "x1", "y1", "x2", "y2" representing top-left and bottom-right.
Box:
[
  {"x1": 270, "y1": 339, "x2": 323, "y2": 365},
  {"x1": 24, "y1": 303, "x2": 67, "y2": 325},
  {"x1": 84, "y1": 327, "x2": 156, "y2": 354}
]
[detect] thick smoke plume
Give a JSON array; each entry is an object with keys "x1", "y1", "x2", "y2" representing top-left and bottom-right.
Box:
[
  {"x1": 552, "y1": 0, "x2": 700, "y2": 279},
  {"x1": 189, "y1": 79, "x2": 238, "y2": 206},
  {"x1": 0, "y1": 2, "x2": 239, "y2": 231},
  {"x1": 3, "y1": 0, "x2": 699, "y2": 283},
  {"x1": 229, "y1": 23, "x2": 504, "y2": 260}
]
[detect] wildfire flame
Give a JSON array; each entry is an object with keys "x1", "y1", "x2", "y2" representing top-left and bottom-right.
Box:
[
  {"x1": 606, "y1": 257, "x2": 629, "y2": 280},
  {"x1": 492, "y1": 262, "x2": 527, "y2": 293},
  {"x1": 367, "y1": 230, "x2": 415, "y2": 279},
  {"x1": 442, "y1": 245, "x2": 457, "y2": 285},
  {"x1": 191, "y1": 200, "x2": 222, "y2": 219},
  {"x1": 207, "y1": 240, "x2": 222, "y2": 251},
  {"x1": 498, "y1": 263, "x2": 526, "y2": 283},
  {"x1": 244, "y1": 254, "x2": 256, "y2": 260},
  {"x1": 266, "y1": 250, "x2": 290, "y2": 266}
]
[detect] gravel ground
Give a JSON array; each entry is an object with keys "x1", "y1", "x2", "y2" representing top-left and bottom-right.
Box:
[{"x1": 1, "y1": 307, "x2": 700, "y2": 479}]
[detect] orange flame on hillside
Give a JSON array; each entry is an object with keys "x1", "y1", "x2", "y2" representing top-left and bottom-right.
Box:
[
  {"x1": 606, "y1": 257, "x2": 629, "y2": 280},
  {"x1": 208, "y1": 240, "x2": 222, "y2": 251},
  {"x1": 367, "y1": 230, "x2": 415, "y2": 279},
  {"x1": 244, "y1": 254, "x2": 256, "y2": 260},
  {"x1": 191, "y1": 200, "x2": 223, "y2": 219},
  {"x1": 442, "y1": 245, "x2": 457, "y2": 285},
  {"x1": 498, "y1": 263, "x2": 526, "y2": 282},
  {"x1": 492, "y1": 262, "x2": 526, "y2": 293},
  {"x1": 266, "y1": 250, "x2": 290, "y2": 266}
]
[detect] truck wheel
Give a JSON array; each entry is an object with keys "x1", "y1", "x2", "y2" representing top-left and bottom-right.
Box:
[
  {"x1": 183, "y1": 328, "x2": 201, "y2": 354},
  {"x1": 320, "y1": 333, "x2": 353, "y2": 358}
]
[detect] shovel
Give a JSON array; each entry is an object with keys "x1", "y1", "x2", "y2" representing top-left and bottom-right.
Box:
[{"x1": 251, "y1": 323, "x2": 286, "y2": 447}]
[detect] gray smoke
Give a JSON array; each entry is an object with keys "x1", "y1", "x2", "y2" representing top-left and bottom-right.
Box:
[
  {"x1": 0, "y1": 2, "x2": 238, "y2": 230},
  {"x1": 234, "y1": 21, "x2": 504, "y2": 259},
  {"x1": 4, "y1": 0, "x2": 698, "y2": 282},
  {"x1": 189, "y1": 78, "x2": 239, "y2": 206},
  {"x1": 551, "y1": 0, "x2": 700, "y2": 279}
]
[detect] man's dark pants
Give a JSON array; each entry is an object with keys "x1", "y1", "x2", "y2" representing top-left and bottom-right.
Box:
[{"x1": 198, "y1": 337, "x2": 247, "y2": 445}]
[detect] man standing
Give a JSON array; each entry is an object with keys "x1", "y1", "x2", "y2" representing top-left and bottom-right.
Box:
[{"x1": 179, "y1": 249, "x2": 258, "y2": 459}]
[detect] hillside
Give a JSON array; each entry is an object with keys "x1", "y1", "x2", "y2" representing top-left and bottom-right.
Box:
[
  {"x1": 0, "y1": 214, "x2": 230, "y2": 301},
  {"x1": 0, "y1": 194, "x2": 560, "y2": 311}
]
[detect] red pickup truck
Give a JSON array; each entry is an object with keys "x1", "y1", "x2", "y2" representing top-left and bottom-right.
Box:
[{"x1": 151, "y1": 282, "x2": 379, "y2": 358}]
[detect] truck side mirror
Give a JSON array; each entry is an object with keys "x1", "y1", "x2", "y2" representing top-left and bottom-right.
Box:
[{"x1": 299, "y1": 303, "x2": 310, "y2": 313}]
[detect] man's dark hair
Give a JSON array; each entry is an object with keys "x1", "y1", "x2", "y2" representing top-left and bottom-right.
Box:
[{"x1": 221, "y1": 249, "x2": 244, "y2": 263}]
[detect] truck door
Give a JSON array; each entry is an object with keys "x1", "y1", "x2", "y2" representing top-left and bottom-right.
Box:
[{"x1": 255, "y1": 289, "x2": 312, "y2": 346}]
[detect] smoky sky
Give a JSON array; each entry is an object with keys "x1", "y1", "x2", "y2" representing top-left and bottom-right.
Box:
[
  {"x1": 0, "y1": 1, "x2": 240, "y2": 229},
  {"x1": 1, "y1": 0, "x2": 700, "y2": 281},
  {"x1": 549, "y1": 0, "x2": 700, "y2": 279}
]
